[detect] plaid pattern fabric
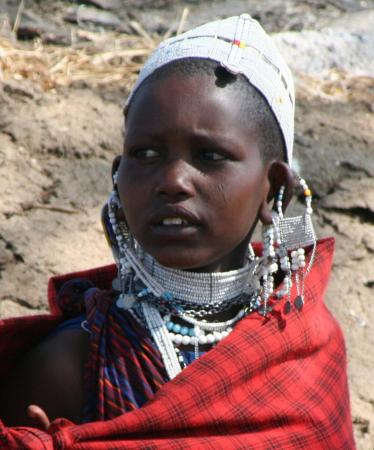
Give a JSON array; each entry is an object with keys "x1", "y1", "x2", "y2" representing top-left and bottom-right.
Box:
[
  {"x1": 83, "y1": 289, "x2": 168, "y2": 422},
  {"x1": 0, "y1": 237, "x2": 355, "y2": 449}
]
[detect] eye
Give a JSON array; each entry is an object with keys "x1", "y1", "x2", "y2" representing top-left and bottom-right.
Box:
[
  {"x1": 198, "y1": 149, "x2": 228, "y2": 162},
  {"x1": 131, "y1": 148, "x2": 160, "y2": 160}
]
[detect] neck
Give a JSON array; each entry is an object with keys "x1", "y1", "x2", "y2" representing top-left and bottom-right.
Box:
[
  {"x1": 189, "y1": 246, "x2": 248, "y2": 273},
  {"x1": 181, "y1": 238, "x2": 252, "y2": 273}
]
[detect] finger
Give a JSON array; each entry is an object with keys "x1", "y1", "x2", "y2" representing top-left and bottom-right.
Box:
[{"x1": 27, "y1": 404, "x2": 51, "y2": 430}]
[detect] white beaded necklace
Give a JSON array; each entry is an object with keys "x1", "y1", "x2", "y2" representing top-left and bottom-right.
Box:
[
  {"x1": 108, "y1": 190, "x2": 262, "y2": 379},
  {"x1": 142, "y1": 251, "x2": 259, "y2": 303}
]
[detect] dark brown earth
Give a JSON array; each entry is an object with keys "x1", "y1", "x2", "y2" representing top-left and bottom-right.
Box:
[{"x1": 0, "y1": 1, "x2": 373, "y2": 448}]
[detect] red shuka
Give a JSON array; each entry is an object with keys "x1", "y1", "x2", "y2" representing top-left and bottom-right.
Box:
[{"x1": 0, "y1": 237, "x2": 355, "y2": 449}]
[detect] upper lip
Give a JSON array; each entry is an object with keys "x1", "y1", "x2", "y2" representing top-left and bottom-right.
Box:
[{"x1": 150, "y1": 205, "x2": 201, "y2": 226}]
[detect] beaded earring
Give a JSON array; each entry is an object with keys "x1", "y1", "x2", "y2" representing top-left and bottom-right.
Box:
[
  {"x1": 107, "y1": 171, "x2": 139, "y2": 311},
  {"x1": 264, "y1": 176, "x2": 316, "y2": 315},
  {"x1": 259, "y1": 222, "x2": 278, "y2": 315}
]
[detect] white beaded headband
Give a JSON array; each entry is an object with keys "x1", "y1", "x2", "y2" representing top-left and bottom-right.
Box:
[{"x1": 125, "y1": 13, "x2": 295, "y2": 165}]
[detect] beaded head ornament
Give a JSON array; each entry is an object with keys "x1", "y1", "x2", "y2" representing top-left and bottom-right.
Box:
[{"x1": 126, "y1": 13, "x2": 295, "y2": 165}]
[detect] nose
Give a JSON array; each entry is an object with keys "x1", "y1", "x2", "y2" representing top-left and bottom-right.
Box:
[{"x1": 156, "y1": 158, "x2": 195, "y2": 200}]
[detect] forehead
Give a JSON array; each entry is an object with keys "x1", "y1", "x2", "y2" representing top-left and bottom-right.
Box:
[{"x1": 125, "y1": 72, "x2": 259, "y2": 147}]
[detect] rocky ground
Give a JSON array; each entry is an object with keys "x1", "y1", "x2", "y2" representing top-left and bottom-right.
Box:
[{"x1": 0, "y1": 1, "x2": 373, "y2": 448}]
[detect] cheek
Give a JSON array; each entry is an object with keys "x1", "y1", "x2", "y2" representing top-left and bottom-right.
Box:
[
  {"x1": 117, "y1": 166, "x2": 147, "y2": 223},
  {"x1": 216, "y1": 171, "x2": 265, "y2": 212},
  {"x1": 212, "y1": 172, "x2": 266, "y2": 235}
]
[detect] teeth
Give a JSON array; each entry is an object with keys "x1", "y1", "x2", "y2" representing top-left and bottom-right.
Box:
[{"x1": 162, "y1": 217, "x2": 187, "y2": 226}]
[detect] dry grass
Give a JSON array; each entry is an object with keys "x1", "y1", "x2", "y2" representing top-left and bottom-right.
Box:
[
  {"x1": 295, "y1": 70, "x2": 374, "y2": 103},
  {"x1": 0, "y1": 30, "x2": 157, "y2": 90},
  {"x1": 0, "y1": 7, "x2": 191, "y2": 91}
]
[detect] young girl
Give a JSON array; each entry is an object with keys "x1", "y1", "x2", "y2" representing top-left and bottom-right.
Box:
[{"x1": 0, "y1": 14, "x2": 355, "y2": 449}]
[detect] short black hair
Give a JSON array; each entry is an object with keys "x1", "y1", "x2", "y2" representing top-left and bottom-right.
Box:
[{"x1": 126, "y1": 57, "x2": 286, "y2": 162}]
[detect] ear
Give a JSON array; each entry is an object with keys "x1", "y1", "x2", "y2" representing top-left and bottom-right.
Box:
[
  {"x1": 258, "y1": 161, "x2": 294, "y2": 225},
  {"x1": 111, "y1": 155, "x2": 122, "y2": 180}
]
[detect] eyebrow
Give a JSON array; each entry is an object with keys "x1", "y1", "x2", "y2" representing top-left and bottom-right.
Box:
[{"x1": 125, "y1": 126, "x2": 244, "y2": 149}]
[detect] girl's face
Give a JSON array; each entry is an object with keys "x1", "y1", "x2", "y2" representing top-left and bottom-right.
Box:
[{"x1": 117, "y1": 72, "x2": 272, "y2": 272}]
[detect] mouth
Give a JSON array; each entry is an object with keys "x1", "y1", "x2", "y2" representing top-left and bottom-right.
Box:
[
  {"x1": 161, "y1": 217, "x2": 190, "y2": 226},
  {"x1": 149, "y1": 207, "x2": 202, "y2": 239}
]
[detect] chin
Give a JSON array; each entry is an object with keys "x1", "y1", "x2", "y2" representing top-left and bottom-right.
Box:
[{"x1": 147, "y1": 248, "x2": 212, "y2": 271}]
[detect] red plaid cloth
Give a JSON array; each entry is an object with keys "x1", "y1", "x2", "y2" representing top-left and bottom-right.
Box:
[{"x1": 0, "y1": 237, "x2": 355, "y2": 449}]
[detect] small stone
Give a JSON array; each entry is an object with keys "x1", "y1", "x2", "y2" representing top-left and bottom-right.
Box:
[
  {"x1": 284, "y1": 301, "x2": 292, "y2": 314},
  {"x1": 294, "y1": 295, "x2": 304, "y2": 311},
  {"x1": 112, "y1": 277, "x2": 121, "y2": 291},
  {"x1": 78, "y1": 0, "x2": 121, "y2": 10},
  {"x1": 64, "y1": 7, "x2": 121, "y2": 29},
  {"x1": 122, "y1": 294, "x2": 137, "y2": 310}
]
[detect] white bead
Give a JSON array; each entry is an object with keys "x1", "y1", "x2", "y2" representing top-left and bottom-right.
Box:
[
  {"x1": 182, "y1": 335, "x2": 190, "y2": 345},
  {"x1": 174, "y1": 334, "x2": 182, "y2": 345},
  {"x1": 297, "y1": 248, "x2": 305, "y2": 255},
  {"x1": 306, "y1": 207, "x2": 313, "y2": 214},
  {"x1": 269, "y1": 263, "x2": 278, "y2": 273},
  {"x1": 299, "y1": 261, "x2": 306, "y2": 268},
  {"x1": 190, "y1": 337, "x2": 197, "y2": 345},
  {"x1": 169, "y1": 332, "x2": 175, "y2": 342},
  {"x1": 291, "y1": 264, "x2": 299, "y2": 271},
  {"x1": 198, "y1": 335, "x2": 207, "y2": 345},
  {"x1": 221, "y1": 330, "x2": 229, "y2": 338},
  {"x1": 206, "y1": 334, "x2": 215, "y2": 344},
  {"x1": 291, "y1": 250, "x2": 298, "y2": 258}
]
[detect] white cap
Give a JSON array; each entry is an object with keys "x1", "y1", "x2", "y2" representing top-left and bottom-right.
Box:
[{"x1": 126, "y1": 14, "x2": 295, "y2": 165}]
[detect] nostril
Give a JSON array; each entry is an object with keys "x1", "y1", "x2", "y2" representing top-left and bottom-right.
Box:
[
  {"x1": 156, "y1": 161, "x2": 195, "y2": 198},
  {"x1": 158, "y1": 185, "x2": 191, "y2": 198}
]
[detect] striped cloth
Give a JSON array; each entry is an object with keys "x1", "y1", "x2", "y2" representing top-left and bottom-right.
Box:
[
  {"x1": 83, "y1": 289, "x2": 168, "y2": 421},
  {"x1": 0, "y1": 237, "x2": 355, "y2": 449}
]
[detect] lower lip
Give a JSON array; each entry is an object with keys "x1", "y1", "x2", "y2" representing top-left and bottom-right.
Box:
[{"x1": 150, "y1": 224, "x2": 201, "y2": 240}]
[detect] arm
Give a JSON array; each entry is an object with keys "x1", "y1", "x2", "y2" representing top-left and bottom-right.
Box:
[{"x1": 0, "y1": 328, "x2": 90, "y2": 427}]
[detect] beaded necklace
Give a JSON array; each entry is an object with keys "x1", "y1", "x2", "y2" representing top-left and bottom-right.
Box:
[{"x1": 108, "y1": 190, "x2": 264, "y2": 379}]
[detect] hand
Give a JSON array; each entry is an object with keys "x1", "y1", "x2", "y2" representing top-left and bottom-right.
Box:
[{"x1": 27, "y1": 404, "x2": 51, "y2": 431}]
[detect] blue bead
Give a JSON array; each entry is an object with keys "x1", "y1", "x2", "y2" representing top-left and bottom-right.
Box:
[
  {"x1": 166, "y1": 321, "x2": 174, "y2": 331},
  {"x1": 189, "y1": 328, "x2": 196, "y2": 337},
  {"x1": 137, "y1": 288, "x2": 149, "y2": 298},
  {"x1": 180, "y1": 326, "x2": 189, "y2": 336},
  {"x1": 163, "y1": 291, "x2": 174, "y2": 301},
  {"x1": 172, "y1": 324, "x2": 181, "y2": 333}
]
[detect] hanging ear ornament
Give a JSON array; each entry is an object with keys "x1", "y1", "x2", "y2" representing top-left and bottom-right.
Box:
[
  {"x1": 106, "y1": 170, "x2": 138, "y2": 311},
  {"x1": 259, "y1": 218, "x2": 278, "y2": 315},
  {"x1": 272, "y1": 186, "x2": 293, "y2": 314},
  {"x1": 277, "y1": 176, "x2": 317, "y2": 313}
]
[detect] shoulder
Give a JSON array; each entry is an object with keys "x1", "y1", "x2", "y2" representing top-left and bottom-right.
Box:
[{"x1": 0, "y1": 327, "x2": 90, "y2": 426}]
